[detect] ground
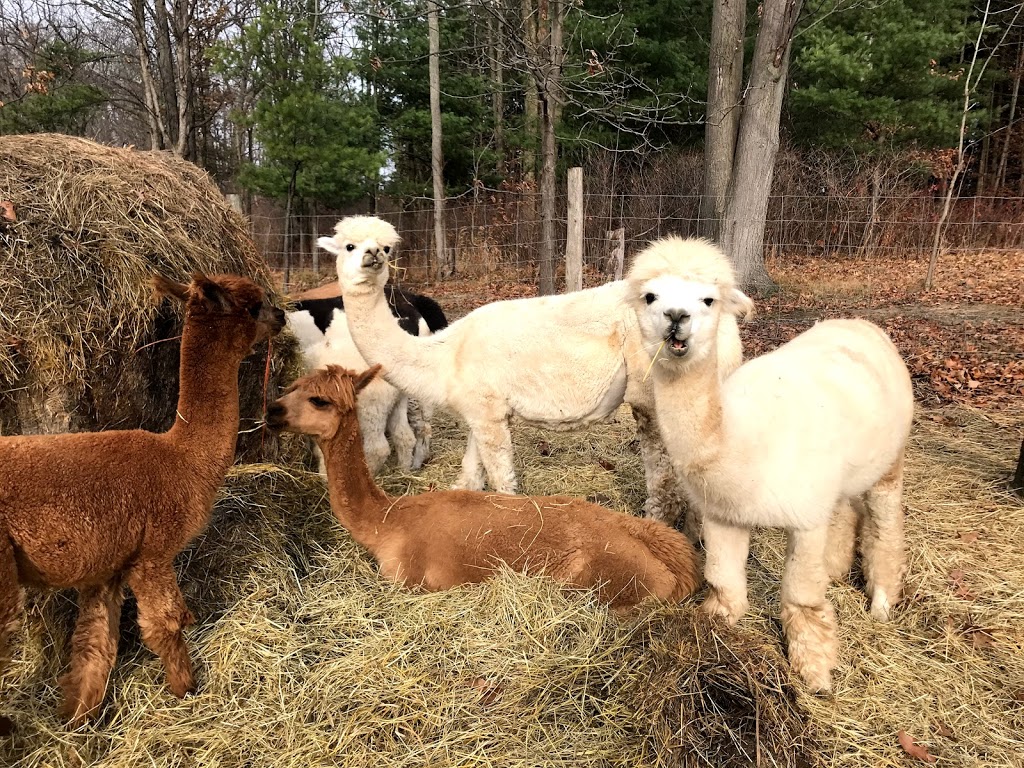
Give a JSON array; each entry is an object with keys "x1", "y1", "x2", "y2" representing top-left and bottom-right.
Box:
[{"x1": 4, "y1": 250, "x2": 1023, "y2": 767}]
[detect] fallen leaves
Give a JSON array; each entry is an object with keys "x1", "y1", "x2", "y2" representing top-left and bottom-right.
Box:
[
  {"x1": 0, "y1": 200, "x2": 14, "y2": 222},
  {"x1": 537, "y1": 440, "x2": 553, "y2": 457},
  {"x1": 947, "y1": 569, "x2": 977, "y2": 601},
  {"x1": 958, "y1": 530, "x2": 980, "y2": 544},
  {"x1": 898, "y1": 730, "x2": 937, "y2": 763},
  {"x1": 932, "y1": 719, "x2": 954, "y2": 739},
  {"x1": 596, "y1": 457, "x2": 616, "y2": 471}
]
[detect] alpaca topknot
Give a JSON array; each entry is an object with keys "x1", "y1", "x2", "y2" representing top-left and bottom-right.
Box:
[
  {"x1": 332, "y1": 215, "x2": 402, "y2": 250},
  {"x1": 627, "y1": 236, "x2": 738, "y2": 289}
]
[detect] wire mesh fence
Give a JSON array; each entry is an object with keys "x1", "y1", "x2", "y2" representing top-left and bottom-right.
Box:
[{"x1": 251, "y1": 187, "x2": 1024, "y2": 292}]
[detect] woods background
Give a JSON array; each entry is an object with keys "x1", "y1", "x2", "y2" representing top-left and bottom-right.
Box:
[{"x1": 1, "y1": 0, "x2": 1023, "y2": 292}]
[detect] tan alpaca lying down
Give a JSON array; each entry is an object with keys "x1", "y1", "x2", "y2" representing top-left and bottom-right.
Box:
[{"x1": 267, "y1": 366, "x2": 701, "y2": 609}]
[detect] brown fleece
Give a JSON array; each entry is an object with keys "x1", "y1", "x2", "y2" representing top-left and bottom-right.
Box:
[
  {"x1": 0, "y1": 273, "x2": 284, "y2": 726},
  {"x1": 268, "y1": 366, "x2": 701, "y2": 610}
]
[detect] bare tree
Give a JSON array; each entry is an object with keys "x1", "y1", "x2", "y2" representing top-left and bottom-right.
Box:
[
  {"x1": 428, "y1": 0, "x2": 451, "y2": 279},
  {"x1": 705, "y1": 0, "x2": 804, "y2": 293},
  {"x1": 699, "y1": 0, "x2": 745, "y2": 241},
  {"x1": 927, "y1": 0, "x2": 1023, "y2": 290}
]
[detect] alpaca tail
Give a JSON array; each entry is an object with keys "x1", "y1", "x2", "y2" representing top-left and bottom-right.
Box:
[{"x1": 625, "y1": 517, "x2": 702, "y2": 602}]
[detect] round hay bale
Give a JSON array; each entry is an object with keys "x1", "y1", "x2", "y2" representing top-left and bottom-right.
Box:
[{"x1": 0, "y1": 133, "x2": 299, "y2": 457}]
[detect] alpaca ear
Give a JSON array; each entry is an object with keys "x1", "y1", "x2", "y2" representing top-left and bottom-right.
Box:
[
  {"x1": 353, "y1": 364, "x2": 382, "y2": 393},
  {"x1": 152, "y1": 275, "x2": 190, "y2": 304},
  {"x1": 317, "y1": 236, "x2": 342, "y2": 256},
  {"x1": 724, "y1": 287, "x2": 755, "y2": 321},
  {"x1": 192, "y1": 274, "x2": 236, "y2": 314}
]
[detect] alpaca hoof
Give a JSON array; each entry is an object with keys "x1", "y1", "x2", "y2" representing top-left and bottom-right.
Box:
[
  {"x1": 58, "y1": 697, "x2": 99, "y2": 728},
  {"x1": 702, "y1": 588, "x2": 746, "y2": 625},
  {"x1": 870, "y1": 589, "x2": 892, "y2": 622},
  {"x1": 169, "y1": 679, "x2": 196, "y2": 699},
  {"x1": 781, "y1": 603, "x2": 838, "y2": 694}
]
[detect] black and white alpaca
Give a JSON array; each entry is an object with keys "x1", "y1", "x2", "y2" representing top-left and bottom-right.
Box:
[{"x1": 287, "y1": 285, "x2": 448, "y2": 474}]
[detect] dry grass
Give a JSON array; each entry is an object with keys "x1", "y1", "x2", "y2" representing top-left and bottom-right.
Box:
[
  {"x1": 0, "y1": 133, "x2": 299, "y2": 455},
  {"x1": 2, "y1": 402, "x2": 1021, "y2": 767}
]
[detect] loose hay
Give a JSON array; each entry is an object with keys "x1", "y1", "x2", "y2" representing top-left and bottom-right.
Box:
[
  {"x1": 3, "y1": 404, "x2": 1021, "y2": 766},
  {"x1": 0, "y1": 133, "x2": 298, "y2": 456},
  {"x1": 1, "y1": 461, "x2": 809, "y2": 767}
]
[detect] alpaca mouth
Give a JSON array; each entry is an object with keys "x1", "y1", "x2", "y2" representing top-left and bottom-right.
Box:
[
  {"x1": 361, "y1": 254, "x2": 385, "y2": 270},
  {"x1": 665, "y1": 334, "x2": 689, "y2": 357}
]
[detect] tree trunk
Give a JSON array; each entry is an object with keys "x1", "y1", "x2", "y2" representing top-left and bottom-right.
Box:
[
  {"x1": 171, "y1": 0, "x2": 193, "y2": 158},
  {"x1": 996, "y1": 40, "x2": 1023, "y2": 190},
  {"x1": 521, "y1": 0, "x2": 538, "y2": 182},
  {"x1": 565, "y1": 166, "x2": 583, "y2": 292},
  {"x1": 489, "y1": 11, "x2": 506, "y2": 177},
  {"x1": 428, "y1": 0, "x2": 452, "y2": 279},
  {"x1": 976, "y1": 87, "x2": 995, "y2": 196},
  {"x1": 536, "y1": 0, "x2": 563, "y2": 296},
  {"x1": 130, "y1": 0, "x2": 166, "y2": 149},
  {"x1": 720, "y1": 0, "x2": 804, "y2": 294},
  {"x1": 283, "y1": 164, "x2": 298, "y2": 290},
  {"x1": 153, "y1": 0, "x2": 179, "y2": 149},
  {"x1": 700, "y1": 0, "x2": 746, "y2": 241}
]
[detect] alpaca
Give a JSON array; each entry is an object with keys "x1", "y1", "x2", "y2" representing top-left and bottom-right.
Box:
[
  {"x1": 626, "y1": 236, "x2": 914, "y2": 692},
  {"x1": 288, "y1": 286, "x2": 448, "y2": 473},
  {"x1": 317, "y1": 216, "x2": 748, "y2": 538},
  {"x1": 0, "y1": 273, "x2": 285, "y2": 724},
  {"x1": 266, "y1": 365, "x2": 702, "y2": 609}
]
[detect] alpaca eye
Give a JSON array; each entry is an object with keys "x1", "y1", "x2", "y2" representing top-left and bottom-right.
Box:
[
  {"x1": 345, "y1": 243, "x2": 355, "y2": 252},
  {"x1": 383, "y1": 246, "x2": 391, "y2": 254},
  {"x1": 644, "y1": 293, "x2": 656, "y2": 305},
  {"x1": 248, "y1": 303, "x2": 261, "y2": 318},
  {"x1": 309, "y1": 397, "x2": 330, "y2": 408},
  {"x1": 703, "y1": 298, "x2": 715, "y2": 307}
]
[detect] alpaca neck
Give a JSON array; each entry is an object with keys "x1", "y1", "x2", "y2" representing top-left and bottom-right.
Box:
[
  {"x1": 341, "y1": 285, "x2": 446, "y2": 405},
  {"x1": 652, "y1": 348, "x2": 726, "y2": 478},
  {"x1": 318, "y1": 412, "x2": 392, "y2": 547},
  {"x1": 167, "y1": 314, "x2": 247, "y2": 471}
]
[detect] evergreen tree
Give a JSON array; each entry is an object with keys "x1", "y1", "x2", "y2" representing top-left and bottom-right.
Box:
[{"x1": 788, "y1": 0, "x2": 973, "y2": 149}]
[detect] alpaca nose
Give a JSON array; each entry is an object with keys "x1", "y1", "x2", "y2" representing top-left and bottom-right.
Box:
[
  {"x1": 361, "y1": 248, "x2": 383, "y2": 269},
  {"x1": 265, "y1": 402, "x2": 286, "y2": 428},
  {"x1": 664, "y1": 308, "x2": 690, "y2": 324}
]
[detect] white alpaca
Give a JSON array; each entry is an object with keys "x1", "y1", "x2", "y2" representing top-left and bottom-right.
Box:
[
  {"x1": 317, "y1": 216, "x2": 747, "y2": 537},
  {"x1": 626, "y1": 236, "x2": 913, "y2": 691},
  {"x1": 287, "y1": 307, "x2": 421, "y2": 474}
]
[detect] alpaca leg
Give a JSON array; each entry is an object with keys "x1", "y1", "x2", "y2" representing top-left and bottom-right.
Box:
[
  {"x1": 780, "y1": 525, "x2": 837, "y2": 693},
  {"x1": 453, "y1": 432, "x2": 486, "y2": 491},
  {"x1": 58, "y1": 578, "x2": 124, "y2": 725},
  {"x1": 362, "y1": 426, "x2": 392, "y2": 475},
  {"x1": 860, "y1": 457, "x2": 907, "y2": 621},
  {"x1": 467, "y1": 419, "x2": 518, "y2": 494},
  {"x1": 0, "y1": 537, "x2": 20, "y2": 734},
  {"x1": 824, "y1": 497, "x2": 859, "y2": 581},
  {"x1": 701, "y1": 517, "x2": 750, "y2": 624},
  {"x1": 632, "y1": 406, "x2": 693, "y2": 537},
  {"x1": 312, "y1": 442, "x2": 328, "y2": 479},
  {"x1": 0, "y1": 535, "x2": 22, "y2": 682},
  {"x1": 127, "y1": 564, "x2": 196, "y2": 698},
  {"x1": 407, "y1": 398, "x2": 432, "y2": 469},
  {"x1": 386, "y1": 395, "x2": 417, "y2": 470}
]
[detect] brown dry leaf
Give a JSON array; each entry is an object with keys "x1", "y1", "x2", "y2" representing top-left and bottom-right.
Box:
[
  {"x1": 537, "y1": 440, "x2": 552, "y2": 457},
  {"x1": 0, "y1": 200, "x2": 14, "y2": 221},
  {"x1": 958, "y1": 530, "x2": 980, "y2": 544},
  {"x1": 967, "y1": 627, "x2": 996, "y2": 650},
  {"x1": 932, "y1": 719, "x2": 954, "y2": 739},
  {"x1": 898, "y1": 730, "x2": 937, "y2": 763},
  {"x1": 469, "y1": 676, "x2": 502, "y2": 707},
  {"x1": 597, "y1": 458, "x2": 616, "y2": 471}
]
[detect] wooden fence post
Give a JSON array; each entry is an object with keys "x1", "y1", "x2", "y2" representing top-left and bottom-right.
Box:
[{"x1": 565, "y1": 166, "x2": 583, "y2": 292}]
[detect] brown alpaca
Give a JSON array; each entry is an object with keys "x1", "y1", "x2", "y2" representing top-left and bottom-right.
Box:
[
  {"x1": 0, "y1": 274, "x2": 284, "y2": 726},
  {"x1": 266, "y1": 366, "x2": 701, "y2": 609}
]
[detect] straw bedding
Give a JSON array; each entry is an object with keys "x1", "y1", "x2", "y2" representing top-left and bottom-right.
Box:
[
  {"x1": 0, "y1": 133, "x2": 298, "y2": 457},
  {"x1": 2, "y1": 402, "x2": 1020, "y2": 767}
]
